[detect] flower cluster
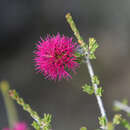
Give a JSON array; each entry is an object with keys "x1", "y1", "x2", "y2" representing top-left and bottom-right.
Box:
[{"x1": 34, "y1": 33, "x2": 79, "y2": 80}]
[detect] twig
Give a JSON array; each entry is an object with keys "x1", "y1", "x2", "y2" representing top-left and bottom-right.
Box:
[
  {"x1": 66, "y1": 13, "x2": 108, "y2": 128},
  {"x1": 114, "y1": 100, "x2": 130, "y2": 114},
  {"x1": 86, "y1": 56, "x2": 108, "y2": 122},
  {"x1": 9, "y1": 89, "x2": 52, "y2": 130}
]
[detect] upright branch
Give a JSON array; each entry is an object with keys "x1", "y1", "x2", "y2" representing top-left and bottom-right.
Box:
[
  {"x1": 9, "y1": 89, "x2": 52, "y2": 130},
  {"x1": 66, "y1": 13, "x2": 108, "y2": 129},
  {"x1": 65, "y1": 13, "x2": 88, "y2": 53},
  {"x1": 114, "y1": 100, "x2": 130, "y2": 114}
]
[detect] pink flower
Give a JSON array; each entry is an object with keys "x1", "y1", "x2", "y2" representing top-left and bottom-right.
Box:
[
  {"x1": 34, "y1": 33, "x2": 79, "y2": 80},
  {"x1": 2, "y1": 128, "x2": 10, "y2": 130},
  {"x1": 13, "y1": 122, "x2": 27, "y2": 130},
  {"x1": 2, "y1": 122, "x2": 27, "y2": 130}
]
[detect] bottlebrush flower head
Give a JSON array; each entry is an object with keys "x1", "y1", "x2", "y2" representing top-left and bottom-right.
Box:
[{"x1": 34, "y1": 33, "x2": 79, "y2": 80}]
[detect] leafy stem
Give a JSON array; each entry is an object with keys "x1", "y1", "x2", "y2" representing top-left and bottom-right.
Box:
[
  {"x1": 9, "y1": 89, "x2": 52, "y2": 130},
  {"x1": 66, "y1": 13, "x2": 108, "y2": 129}
]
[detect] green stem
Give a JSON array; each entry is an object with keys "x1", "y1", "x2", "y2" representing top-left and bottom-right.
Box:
[
  {"x1": 0, "y1": 81, "x2": 18, "y2": 128},
  {"x1": 65, "y1": 13, "x2": 88, "y2": 52},
  {"x1": 65, "y1": 13, "x2": 108, "y2": 129},
  {"x1": 9, "y1": 89, "x2": 52, "y2": 130}
]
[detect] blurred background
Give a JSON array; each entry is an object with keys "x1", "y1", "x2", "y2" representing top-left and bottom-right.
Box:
[{"x1": 0, "y1": 0, "x2": 130, "y2": 129}]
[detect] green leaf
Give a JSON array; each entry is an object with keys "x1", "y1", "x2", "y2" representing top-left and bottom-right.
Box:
[
  {"x1": 121, "y1": 118, "x2": 130, "y2": 129},
  {"x1": 88, "y1": 38, "x2": 99, "y2": 60},
  {"x1": 80, "y1": 127, "x2": 87, "y2": 130},
  {"x1": 122, "y1": 99, "x2": 128, "y2": 105},
  {"x1": 42, "y1": 113, "x2": 52, "y2": 130},
  {"x1": 98, "y1": 116, "x2": 107, "y2": 128},
  {"x1": 107, "y1": 122, "x2": 114, "y2": 130},
  {"x1": 74, "y1": 52, "x2": 82, "y2": 57},
  {"x1": 89, "y1": 54, "x2": 96, "y2": 59},
  {"x1": 43, "y1": 113, "x2": 52, "y2": 123},
  {"x1": 82, "y1": 84, "x2": 94, "y2": 95},
  {"x1": 92, "y1": 75, "x2": 100, "y2": 85},
  {"x1": 74, "y1": 52, "x2": 85, "y2": 63},
  {"x1": 96, "y1": 87, "x2": 103, "y2": 97},
  {"x1": 113, "y1": 106, "x2": 121, "y2": 112},
  {"x1": 32, "y1": 121, "x2": 41, "y2": 130},
  {"x1": 113, "y1": 114, "x2": 122, "y2": 125}
]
